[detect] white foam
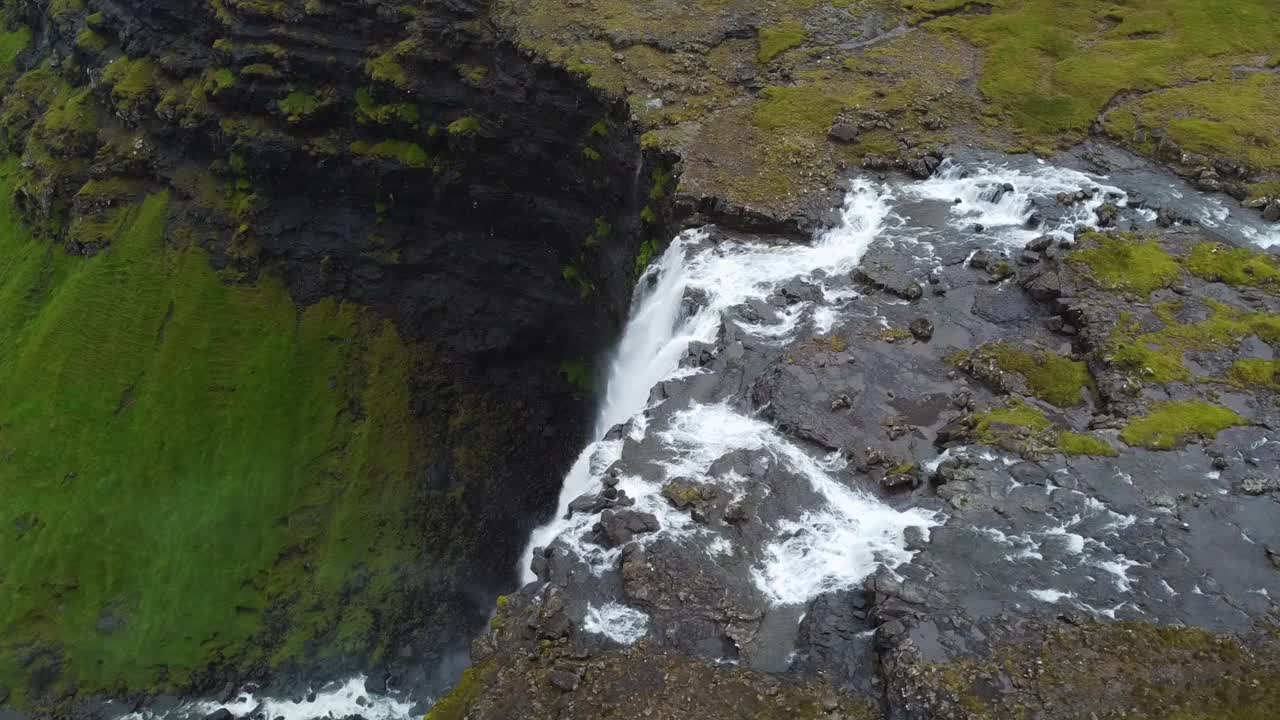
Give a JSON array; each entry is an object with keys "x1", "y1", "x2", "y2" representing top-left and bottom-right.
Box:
[
  {"x1": 521, "y1": 180, "x2": 900, "y2": 582},
  {"x1": 1029, "y1": 589, "x2": 1075, "y2": 603},
  {"x1": 118, "y1": 676, "x2": 416, "y2": 720},
  {"x1": 583, "y1": 602, "x2": 651, "y2": 645},
  {"x1": 903, "y1": 159, "x2": 1126, "y2": 245}
]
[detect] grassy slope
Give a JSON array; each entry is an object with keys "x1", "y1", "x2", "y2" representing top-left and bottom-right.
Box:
[
  {"x1": 911, "y1": 0, "x2": 1280, "y2": 160},
  {"x1": 0, "y1": 155, "x2": 423, "y2": 700}
]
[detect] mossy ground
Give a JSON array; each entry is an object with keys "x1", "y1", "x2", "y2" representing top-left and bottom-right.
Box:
[
  {"x1": 1068, "y1": 232, "x2": 1181, "y2": 298},
  {"x1": 1120, "y1": 400, "x2": 1247, "y2": 449},
  {"x1": 1106, "y1": 300, "x2": 1280, "y2": 385},
  {"x1": 962, "y1": 342, "x2": 1093, "y2": 407},
  {"x1": 0, "y1": 159, "x2": 430, "y2": 702},
  {"x1": 919, "y1": 621, "x2": 1280, "y2": 719},
  {"x1": 973, "y1": 400, "x2": 1117, "y2": 457},
  {"x1": 496, "y1": 0, "x2": 1280, "y2": 210}
]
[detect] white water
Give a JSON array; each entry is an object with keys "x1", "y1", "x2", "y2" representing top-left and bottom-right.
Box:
[
  {"x1": 118, "y1": 676, "x2": 415, "y2": 720},
  {"x1": 905, "y1": 158, "x2": 1128, "y2": 246},
  {"x1": 520, "y1": 180, "x2": 937, "y2": 602}
]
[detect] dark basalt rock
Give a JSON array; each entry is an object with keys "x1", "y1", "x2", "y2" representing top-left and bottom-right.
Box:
[{"x1": 852, "y1": 266, "x2": 923, "y2": 301}]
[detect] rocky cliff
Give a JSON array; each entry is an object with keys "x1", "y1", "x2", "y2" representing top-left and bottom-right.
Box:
[{"x1": 0, "y1": 0, "x2": 674, "y2": 711}]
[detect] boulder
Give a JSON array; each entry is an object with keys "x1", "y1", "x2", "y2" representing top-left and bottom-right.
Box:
[
  {"x1": 828, "y1": 122, "x2": 860, "y2": 143},
  {"x1": 852, "y1": 267, "x2": 923, "y2": 301},
  {"x1": 909, "y1": 318, "x2": 934, "y2": 341}
]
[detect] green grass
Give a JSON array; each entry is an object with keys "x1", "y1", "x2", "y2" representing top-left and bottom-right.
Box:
[
  {"x1": 1120, "y1": 401, "x2": 1247, "y2": 450},
  {"x1": 1183, "y1": 242, "x2": 1280, "y2": 292},
  {"x1": 1068, "y1": 232, "x2": 1181, "y2": 297},
  {"x1": 1106, "y1": 74, "x2": 1280, "y2": 171},
  {"x1": 0, "y1": 159, "x2": 424, "y2": 702},
  {"x1": 918, "y1": 0, "x2": 1280, "y2": 141},
  {"x1": 1227, "y1": 359, "x2": 1280, "y2": 390},
  {"x1": 758, "y1": 21, "x2": 806, "y2": 64}
]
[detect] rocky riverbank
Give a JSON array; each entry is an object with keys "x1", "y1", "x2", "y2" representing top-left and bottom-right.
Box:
[{"x1": 443, "y1": 146, "x2": 1280, "y2": 719}]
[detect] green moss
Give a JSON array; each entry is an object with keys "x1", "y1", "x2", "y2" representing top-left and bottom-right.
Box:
[
  {"x1": 634, "y1": 238, "x2": 660, "y2": 274},
  {"x1": 1120, "y1": 401, "x2": 1247, "y2": 450},
  {"x1": 367, "y1": 39, "x2": 418, "y2": 89},
  {"x1": 639, "y1": 205, "x2": 657, "y2": 224},
  {"x1": 240, "y1": 62, "x2": 275, "y2": 77},
  {"x1": 278, "y1": 90, "x2": 320, "y2": 122},
  {"x1": 558, "y1": 360, "x2": 592, "y2": 391},
  {"x1": 210, "y1": 68, "x2": 236, "y2": 93},
  {"x1": 561, "y1": 264, "x2": 594, "y2": 298},
  {"x1": 0, "y1": 160, "x2": 425, "y2": 703},
  {"x1": 973, "y1": 399, "x2": 1053, "y2": 443},
  {"x1": 887, "y1": 462, "x2": 917, "y2": 476},
  {"x1": 649, "y1": 166, "x2": 673, "y2": 201},
  {"x1": 1227, "y1": 359, "x2": 1280, "y2": 391},
  {"x1": 1058, "y1": 431, "x2": 1118, "y2": 457},
  {"x1": 456, "y1": 63, "x2": 488, "y2": 85},
  {"x1": 879, "y1": 328, "x2": 914, "y2": 343},
  {"x1": 1184, "y1": 242, "x2": 1280, "y2": 292},
  {"x1": 583, "y1": 216, "x2": 610, "y2": 248},
  {"x1": 582, "y1": 146, "x2": 602, "y2": 161},
  {"x1": 1068, "y1": 232, "x2": 1181, "y2": 297},
  {"x1": 0, "y1": 27, "x2": 32, "y2": 66},
  {"x1": 590, "y1": 119, "x2": 609, "y2": 137},
  {"x1": 1107, "y1": 302, "x2": 1280, "y2": 385},
  {"x1": 758, "y1": 21, "x2": 806, "y2": 64},
  {"x1": 350, "y1": 139, "x2": 430, "y2": 168},
  {"x1": 354, "y1": 87, "x2": 419, "y2": 126},
  {"x1": 74, "y1": 28, "x2": 109, "y2": 53},
  {"x1": 447, "y1": 116, "x2": 481, "y2": 136},
  {"x1": 972, "y1": 342, "x2": 1093, "y2": 407},
  {"x1": 101, "y1": 56, "x2": 160, "y2": 112},
  {"x1": 424, "y1": 661, "x2": 495, "y2": 720},
  {"x1": 49, "y1": 0, "x2": 85, "y2": 21}
]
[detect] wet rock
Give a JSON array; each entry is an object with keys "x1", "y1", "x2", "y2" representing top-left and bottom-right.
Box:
[
  {"x1": 1096, "y1": 202, "x2": 1119, "y2": 227},
  {"x1": 1239, "y1": 476, "x2": 1280, "y2": 496},
  {"x1": 1026, "y1": 235, "x2": 1054, "y2": 252},
  {"x1": 968, "y1": 249, "x2": 994, "y2": 270},
  {"x1": 1264, "y1": 200, "x2": 1280, "y2": 223},
  {"x1": 596, "y1": 509, "x2": 660, "y2": 546},
  {"x1": 909, "y1": 318, "x2": 934, "y2": 341},
  {"x1": 1267, "y1": 545, "x2": 1280, "y2": 570},
  {"x1": 205, "y1": 710, "x2": 234, "y2": 720},
  {"x1": 853, "y1": 267, "x2": 923, "y2": 301},
  {"x1": 831, "y1": 393, "x2": 853, "y2": 411},
  {"x1": 1018, "y1": 250, "x2": 1041, "y2": 265},
  {"x1": 568, "y1": 492, "x2": 609, "y2": 517}
]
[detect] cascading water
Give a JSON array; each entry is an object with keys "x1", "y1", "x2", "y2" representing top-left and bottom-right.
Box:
[{"x1": 519, "y1": 180, "x2": 921, "y2": 587}]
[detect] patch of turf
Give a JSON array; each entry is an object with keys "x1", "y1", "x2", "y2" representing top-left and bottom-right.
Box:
[
  {"x1": 1058, "y1": 432, "x2": 1118, "y2": 457},
  {"x1": 971, "y1": 342, "x2": 1093, "y2": 407},
  {"x1": 1068, "y1": 232, "x2": 1181, "y2": 298},
  {"x1": 1183, "y1": 242, "x2": 1280, "y2": 292},
  {"x1": 1107, "y1": 301, "x2": 1280, "y2": 384},
  {"x1": 0, "y1": 159, "x2": 424, "y2": 702},
  {"x1": 1120, "y1": 401, "x2": 1247, "y2": 450},
  {"x1": 973, "y1": 398, "x2": 1053, "y2": 442},
  {"x1": 758, "y1": 21, "x2": 806, "y2": 64},
  {"x1": 1227, "y1": 359, "x2": 1280, "y2": 391}
]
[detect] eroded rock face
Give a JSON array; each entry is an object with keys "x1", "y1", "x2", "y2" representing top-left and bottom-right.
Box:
[{"x1": 0, "y1": 0, "x2": 675, "y2": 708}]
